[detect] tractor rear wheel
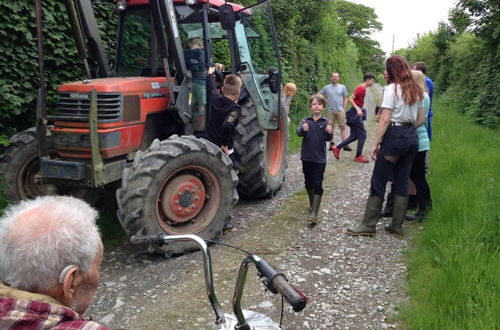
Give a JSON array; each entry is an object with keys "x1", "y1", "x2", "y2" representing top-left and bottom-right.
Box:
[
  {"x1": 0, "y1": 128, "x2": 57, "y2": 201},
  {"x1": 233, "y1": 98, "x2": 289, "y2": 199},
  {"x1": 116, "y1": 135, "x2": 238, "y2": 255}
]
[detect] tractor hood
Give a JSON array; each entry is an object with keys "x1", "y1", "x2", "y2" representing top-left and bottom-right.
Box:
[{"x1": 58, "y1": 77, "x2": 172, "y2": 94}]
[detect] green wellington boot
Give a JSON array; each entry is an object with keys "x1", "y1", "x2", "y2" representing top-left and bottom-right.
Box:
[
  {"x1": 307, "y1": 189, "x2": 314, "y2": 212},
  {"x1": 385, "y1": 195, "x2": 408, "y2": 235},
  {"x1": 308, "y1": 194, "x2": 322, "y2": 223},
  {"x1": 346, "y1": 196, "x2": 384, "y2": 236}
]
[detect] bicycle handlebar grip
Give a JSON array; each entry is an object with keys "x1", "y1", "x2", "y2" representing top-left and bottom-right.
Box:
[
  {"x1": 129, "y1": 233, "x2": 165, "y2": 246},
  {"x1": 272, "y1": 275, "x2": 307, "y2": 312}
]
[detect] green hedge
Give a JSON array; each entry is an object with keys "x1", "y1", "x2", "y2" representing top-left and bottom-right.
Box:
[{"x1": 0, "y1": 0, "x2": 383, "y2": 141}]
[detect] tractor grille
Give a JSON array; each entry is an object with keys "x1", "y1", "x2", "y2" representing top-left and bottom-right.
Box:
[{"x1": 54, "y1": 92, "x2": 122, "y2": 123}]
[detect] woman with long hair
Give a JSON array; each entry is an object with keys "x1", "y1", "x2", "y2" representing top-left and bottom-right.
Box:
[
  {"x1": 347, "y1": 55, "x2": 426, "y2": 236},
  {"x1": 406, "y1": 70, "x2": 432, "y2": 221}
]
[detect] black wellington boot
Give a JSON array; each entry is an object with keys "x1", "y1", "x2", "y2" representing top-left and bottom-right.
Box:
[
  {"x1": 385, "y1": 195, "x2": 408, "y2": 235},
  {"x1": 308, "y1": 194, "x2": 322, "y2": 223},
  {"x1": 406, "y1": 198, "x2": 432, "y2": 222},
  {"x1": 346, "y1": 196, "x2": 384, "y2": 236}
]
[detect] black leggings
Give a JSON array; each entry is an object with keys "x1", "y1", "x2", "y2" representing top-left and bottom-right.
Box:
[
  {"x1": 409, "y1": 151, "x2": 431, "y2": 200},
  {"x1": 302, "y1": 161, "x2": 326, "y2": 195},
  {"x1": 370, "y1": 125, "x2": 418, "y2": 198}
]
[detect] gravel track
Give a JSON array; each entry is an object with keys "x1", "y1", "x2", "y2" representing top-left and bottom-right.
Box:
[{"x1": 87, "y1": 85, "x2": 421, "y2": 329}]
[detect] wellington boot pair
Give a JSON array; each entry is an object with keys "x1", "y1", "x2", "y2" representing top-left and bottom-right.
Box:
[
  {"x1": 384, "y1": 195, "x2": 408, "y2": 235},
  {"x1": 346, "y1": 196, "x2": 383, "y2": 236},
  {"x1": 406, "y1": 198, "x2": 432, "y2": 222},
  {"x1": 308, "y1": 194, "x2": 322, "y2": 223}
]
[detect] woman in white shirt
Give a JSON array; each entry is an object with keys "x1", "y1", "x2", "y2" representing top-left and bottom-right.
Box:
[{"x1": 347, "y1": 55, "x2": 426, "y2": 237}]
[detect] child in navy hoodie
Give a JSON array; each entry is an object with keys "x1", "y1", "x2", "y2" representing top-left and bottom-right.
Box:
[{"x1": 296, "y1": 93, "x2": 333, "y2": 223}]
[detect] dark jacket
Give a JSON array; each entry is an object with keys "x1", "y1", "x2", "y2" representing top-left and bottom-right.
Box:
[
  {"x1": 206, "y1": 74, "x2": 241, "y2": 149},
  {"x1": 184, "y1": 48, "x2": 206, "y2": 82},
  {"x1": 296, "y1": 115, "x2": 332, "y2": 164}
]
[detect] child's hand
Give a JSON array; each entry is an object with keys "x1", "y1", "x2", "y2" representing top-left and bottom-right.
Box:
[
  {"x1": 326, "y1": 123, "x2": 333, "y2": 134},
  {"x1": 302, "y1": 121, "x2": 309, "y2": 131}
]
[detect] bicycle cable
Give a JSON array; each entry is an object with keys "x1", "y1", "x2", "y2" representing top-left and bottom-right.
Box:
[{"x1": 204, "y1": 240, "x2": 252, "y2": 255}]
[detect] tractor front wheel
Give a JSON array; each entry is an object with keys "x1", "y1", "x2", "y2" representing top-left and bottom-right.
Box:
[{"x1": 116, "y1": 135, "x2": 238, "y2": 255}]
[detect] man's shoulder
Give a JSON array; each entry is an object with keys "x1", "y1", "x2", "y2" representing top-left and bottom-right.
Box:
[{"x1": 0, "y1": 297, "x2": 108, "y2": 329}]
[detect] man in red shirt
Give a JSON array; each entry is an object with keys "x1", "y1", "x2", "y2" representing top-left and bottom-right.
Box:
[{"x1": 332, "y1": 73, "x2": 376, "y2": 163}]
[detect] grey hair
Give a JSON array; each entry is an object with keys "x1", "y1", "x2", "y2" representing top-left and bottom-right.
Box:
[{"x1": 0, "y1": 196, "x2": 101, "y2": 292}]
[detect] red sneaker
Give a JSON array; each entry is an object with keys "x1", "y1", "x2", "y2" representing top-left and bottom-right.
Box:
[
  {"x1": 353, "y1": 155, "x2": 369, "y2": 163},
  {"x1": 332, "y1": 146, "x2": 340, "y2": 160}
]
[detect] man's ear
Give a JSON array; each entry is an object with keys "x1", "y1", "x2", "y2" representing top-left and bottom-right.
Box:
[{"x1": 62, "y1": 266, "x2": 79, "y2": 300}]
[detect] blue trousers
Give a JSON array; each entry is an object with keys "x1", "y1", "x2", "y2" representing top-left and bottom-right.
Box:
[{"x1": 337, "y1": 107, "x2": 367, "y2": 156}]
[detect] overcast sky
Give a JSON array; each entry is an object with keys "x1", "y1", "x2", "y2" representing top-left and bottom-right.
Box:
[{"x1": 349, "y1": 0, "x2": 457, "y2": 54}]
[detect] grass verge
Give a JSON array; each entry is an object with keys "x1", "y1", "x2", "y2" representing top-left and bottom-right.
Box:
[{"x1": 403, "y1": 95, "x2": 500, "y2": 329}]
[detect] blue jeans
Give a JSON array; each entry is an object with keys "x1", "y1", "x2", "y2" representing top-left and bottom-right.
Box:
[
  {"x1": 370, "y1": 125, "x2": 418, "y2": 198},
  {"x1": 337, "y1": 107, "x2": 367, "y2": 156}
]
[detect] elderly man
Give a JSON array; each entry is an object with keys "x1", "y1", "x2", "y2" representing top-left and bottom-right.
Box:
[{"x1": 0, "y1": 196, "x2": 107, "y2": 329}]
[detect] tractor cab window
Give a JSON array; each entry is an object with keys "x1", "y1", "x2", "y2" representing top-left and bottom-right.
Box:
[
  {"x1": 115, "y1": 8, "x2": 152, "y2": 77},
  {"x1": 234, "y1": 1, "x2": 282, "y2": 130},
  {"x1": 236, "y1": 3, "x2": 279, "y2": 76}
]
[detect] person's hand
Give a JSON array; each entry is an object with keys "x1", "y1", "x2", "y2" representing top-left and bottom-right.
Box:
[
  {"x1": 356, "y1": 108, "x2": 363, "y2": 117},
  {"x1": 326, "y1": 123, "x2": 333, "y2": 134},
  {"x1": 302, "y1": 121, "x2": 309, "y2": 131},
  {"x1": 370, "y1": 144, "x2": 379, "y2": 161},
  {"x1": 221, "y1": 145, "x2": 229, "y2": 154},
  {"x1": 208, "y1": 67, "x2": 215, "y2": 75}
]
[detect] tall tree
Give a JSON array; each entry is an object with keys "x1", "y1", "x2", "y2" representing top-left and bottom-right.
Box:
[{"x1": 332, "y1": 0, "x2": 384, "y2": 74}]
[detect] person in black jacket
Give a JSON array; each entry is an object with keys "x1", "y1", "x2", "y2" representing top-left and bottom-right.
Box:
[
  {"x1": 206, "y1": 66, "x2": 242, "y2": 157},
  {"x1": 184, "y1": 37, "x2": 207, "y2": 131},
  {"x1": 296, "y1": 93, "x2": 333, "y2": 223}
]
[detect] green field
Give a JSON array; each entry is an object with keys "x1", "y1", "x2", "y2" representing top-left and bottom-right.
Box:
[{"x1": 403, "y1": 96, "x2": 500, "y2": 329}]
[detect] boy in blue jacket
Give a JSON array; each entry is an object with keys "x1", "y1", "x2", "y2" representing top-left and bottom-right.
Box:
[{"x1": 297, "y1": 94, "x2": 333, "y2": 223}]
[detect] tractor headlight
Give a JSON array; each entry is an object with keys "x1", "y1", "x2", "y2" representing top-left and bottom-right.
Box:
[{"x1": 185, "y1": 0, "x2": 197, "y2": 5}]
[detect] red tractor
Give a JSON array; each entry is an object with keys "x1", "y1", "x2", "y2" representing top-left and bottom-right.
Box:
[{"x1": 0, "y1": 0, "x2": 288, "y2": 255}]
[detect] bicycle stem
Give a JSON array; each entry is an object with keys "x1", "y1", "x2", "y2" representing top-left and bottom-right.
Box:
[
  {"x1": 162, "y1": 234, "x2": 225, "y2": 325},
  {"x1": 231, "y1": 254, "x2": 261, "y2": 330}
]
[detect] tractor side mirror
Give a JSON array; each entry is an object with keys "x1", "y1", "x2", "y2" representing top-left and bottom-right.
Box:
[
  {"x1": 219, "y1": 4, "x2": 235, "y2": 30},
  {"x1": 267, "y1": 69, "x2": 280, "y2": 94}
]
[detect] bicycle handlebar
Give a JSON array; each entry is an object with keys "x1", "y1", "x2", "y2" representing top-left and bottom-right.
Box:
[
  {"x1": 272, "y1": 274, "x2": 307, "y2": 312},
  {"x1": 129, "y1": 234, "x2": 165, "y2": 246},
  {"x1": 254, "y1": 258, "x2": 307, "y2": 312}
]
